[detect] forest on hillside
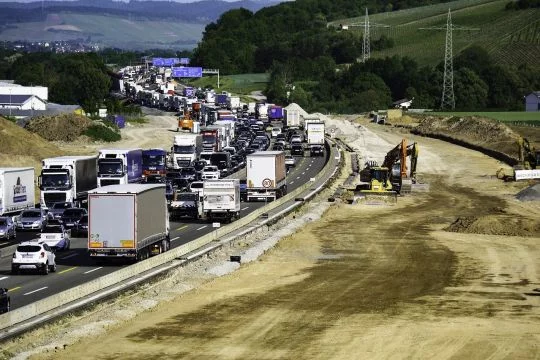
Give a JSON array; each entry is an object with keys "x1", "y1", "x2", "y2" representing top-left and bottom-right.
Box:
[{"x1": 192, "y1": 0, "x2": 540, "y2": 112}]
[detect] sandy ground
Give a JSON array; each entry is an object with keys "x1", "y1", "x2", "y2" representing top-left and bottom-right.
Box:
[{"x1": 2, "y1": 116, "x2": 540, "y2": 360}]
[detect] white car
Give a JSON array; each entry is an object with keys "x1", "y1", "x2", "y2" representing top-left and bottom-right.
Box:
[
  {"x1": 39, "y1": 223, "x2": 71, "y2": 251},
  {"x1": 201, "y1": 165, "x2": 220, "y2": 180},
  {"x1": 12, "y1": 241, "x2": 57, "y2": 275},
  {"x1": 271, "y1": 127, "x2": 282, "y2": 138},
  {"x1": 285, "y1": 155, "x2": 296, "y2": 167}
]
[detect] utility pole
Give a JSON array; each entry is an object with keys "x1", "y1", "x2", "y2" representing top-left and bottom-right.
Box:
[
  {"x1": 420, "y1": 9, "x2": 479, "y2": 110},
  {"x1": 340, "y1": 8, "x2": 389, "y2": 63},
  {"x1": 363, "y1": 8, "x2": 370, "y2": 63}
]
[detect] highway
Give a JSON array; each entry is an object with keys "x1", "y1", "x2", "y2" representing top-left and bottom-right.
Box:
[{"x1": 0, "y1": 154, "x2": 326, "y2": 310}]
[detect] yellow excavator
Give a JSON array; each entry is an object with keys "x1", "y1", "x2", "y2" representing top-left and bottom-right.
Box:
[{"x1": 496, "y1": 137, "x2": 540, "y2": 181}]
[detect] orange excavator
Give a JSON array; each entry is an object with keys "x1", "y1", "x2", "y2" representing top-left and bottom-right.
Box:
[{"x1": 382, "y1": 138, "x2": 419, "y2": 194}]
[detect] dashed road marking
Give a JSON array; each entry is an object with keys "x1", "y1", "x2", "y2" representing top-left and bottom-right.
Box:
[
  {"x1": 84, "y1": 267, "x2": 103, "y2": 274},
  {"x1": 9, "y1": 286, "x2": 21, "y2": 292},
  {"x1": 176, "y1": 225, "x2": 189, "y2": 231},
  {"x1": 59, "y1": 267, "x2": 77, "y2": 274},
  {"x1": 0, "y1": 276, "x2": 8, "y2": 281},
  {"x1": 241, "y1": 207, "x2": 249, "y2": 210},
  {"x1": 196, "y1": 226, "x2": 207, "y2": 231},
  {"x1": 290, "y1": 181, "x2": 295, "y2": 184},
  {"x1": 24, "y1": 287, "x2": 48, "y2": 296},
  {"x1": 171, "y1": 236, "x2": 180, "y2": 242}
]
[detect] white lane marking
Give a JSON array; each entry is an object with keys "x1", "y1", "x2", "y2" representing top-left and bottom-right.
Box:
[
  {"x1": 24, "y1": 287, "x2": 48, "y2": 296},
  {"x1": 290, "y1": 181, "x2": 295, "y2": 184},
  {"x1": 61, "y1": 253, "x2": 78, "y2": 260},
  {"x1": 296, "y1": 176, "x2": 301, "y2": 179},
  {"x1": 84, "y1": 267, "x2": 103, "y2": 274},
  {"x1": 302, "y1": 172, "x2": 306, "y2": 175},
  {"x1": 196, "y1": 226, "x2": 207, "y2": 231},
  {"x1": 241, "y1": 207, "x2": 249, "y2": 210},
  {"x1": 171, "y1": 236, "x2": 180, "y2": 242},
  {"x1": 0, "y1": 276, "x2": 8, "y2": 281}
]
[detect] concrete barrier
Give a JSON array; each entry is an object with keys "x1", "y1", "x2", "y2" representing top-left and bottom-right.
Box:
[{"x1": 0, "y1": 139, "x2": 341, "y2": 332}]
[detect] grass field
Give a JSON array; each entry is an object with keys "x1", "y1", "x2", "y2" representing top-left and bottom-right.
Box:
[
  {"x1": 0, "y1": 13, "x2": 205, "y2": 50},
  {"x1": 427, "y1": 111, "x2": 540, "y2": 125},
  {"x1": 332, "y1": 0, "x2": 540, "y2": 68},
  {"x1": 187, "y1": 73, "x2": 269, "y2": 96}
]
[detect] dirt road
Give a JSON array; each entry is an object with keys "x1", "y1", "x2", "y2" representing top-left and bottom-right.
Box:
[{"x1": 6, "y1": 117, "x2": 540, "y2": 359}]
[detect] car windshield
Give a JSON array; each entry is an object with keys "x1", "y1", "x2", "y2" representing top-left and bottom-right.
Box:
[
  {"x1": 179, "y1": 193, "x2": 197, "y2": 201},
  {"x1": 190, "y1": 183, "x2": 203, "y2": 189},
  {"x1": 204, "y1": 167, "x2": 217, "y2": 172},
  {"x1": 17, "y1": 245, "x2": 41, "y2": 252},
  {"x1": 22, "y1": 211, "x2": 41, "y2": 218},
  {"x1": 63, "y1": 209, "x2": 85, "y2": 217},
  {"x1": 41, "y1": 174, "x2": 70, "y2": 188},
  {"x1": 98, "y1": 160, "x2": 123, "y2": 175},
  {"x1": 53, "y1": 203, "x2": 71, "y2": 210},
  {"x1": 43, "y1": 226, "x2": 63, "y2": 233}
]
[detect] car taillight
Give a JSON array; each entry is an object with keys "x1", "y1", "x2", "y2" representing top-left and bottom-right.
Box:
[{"x1": 40, "y1": 252, "x2": 45, "y2": 258}]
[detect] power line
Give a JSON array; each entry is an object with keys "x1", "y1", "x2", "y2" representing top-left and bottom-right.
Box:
[
  {"x1": 344, "y1": 8, "x2": 390, "y2": 63},
  {"x1": 420, "y1": 9, "x2": 479, "y2": 109}
]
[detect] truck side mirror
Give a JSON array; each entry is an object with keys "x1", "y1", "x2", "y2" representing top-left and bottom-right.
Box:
[{"x1": 38, "y1": 175, "x2": 42, "y2": 188}]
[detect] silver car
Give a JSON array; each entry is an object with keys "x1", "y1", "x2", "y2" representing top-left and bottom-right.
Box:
[
  {"x1": 16, "y1": 209, "x2": 48, "y2": 231},
  {"x1": 0, "y1": 217, "x2": 16, "y2": 240}
]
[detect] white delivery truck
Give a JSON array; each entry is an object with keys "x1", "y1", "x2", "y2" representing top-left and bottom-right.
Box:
[
  {"x1": 39, "y1": 156, "x2": 98, "y2": 209},
  {"x1": 246, "y1": 151, "x2": 287, "y2": 202},
  {"x1": 306, "y1": 120, "x2": 325, "y2": 157},
  {"x1": 87, "y1": 184, "x2": 170, "y2": 262},
  {"x1": 284, "y1": 108, "x2": 301, "y2": 128},
  {"x1": 171, "y1": 134, "x2": 203, "y2": 169},
  {"x1": 0, "y1": 168, "x2": 35, "y2": 215},
  {"x1": 202, "y1": 179, "x2": 241, "y2": 222},
  {"x1": 227, "y1": 96, "x2": 241, "y2": 111}
]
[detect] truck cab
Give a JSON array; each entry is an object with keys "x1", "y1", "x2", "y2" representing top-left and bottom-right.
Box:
[
  {"x1": 97, "y1": 149, "x2": 143, "y2": 187},
  {"x1": 142, "y1": 148, "x2": 167, "y2": 182}
]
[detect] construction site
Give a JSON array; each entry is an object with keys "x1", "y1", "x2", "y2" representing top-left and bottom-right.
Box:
[{"x1": 1, "y1": 109, "x2": 540, "y2": 359}]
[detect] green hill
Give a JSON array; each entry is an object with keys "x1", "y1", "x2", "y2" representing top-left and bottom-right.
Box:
[
  {"x1": 330, "y1": 0, "x2": 540, "y2": 68},
  {"x1": 0, "y1": 13, "x2": 205, "y2": 50}
]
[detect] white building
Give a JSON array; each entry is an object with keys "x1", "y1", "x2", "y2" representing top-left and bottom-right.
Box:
[
  {"x1": 0, "y1": 94, "x2": 47, "y2": 110},
  {"x1": 0, "y1": 82, "x2": 48, "y2": 101}
]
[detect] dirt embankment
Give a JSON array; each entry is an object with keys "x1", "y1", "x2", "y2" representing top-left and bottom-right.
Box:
[
  {"x1": 25, "y1": 114, "x2": 93, "y2": 142},
  {"x1": 398, "y1": 115, "x2": 524, "y2": 166}
]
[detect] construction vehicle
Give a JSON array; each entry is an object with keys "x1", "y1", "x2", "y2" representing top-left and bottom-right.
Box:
[
  {"x1": 381, "y1": 138, "x2": 419, "y2": 194},
  {"x1": 177, "y1": 111, "x2": 194, "y2": 132},
  {"x1": 355, "y1": 163, "x2": 397, "y2": 203},
  {"x1": 497, "y1": 137, "x2": 540, "y2": 181}
]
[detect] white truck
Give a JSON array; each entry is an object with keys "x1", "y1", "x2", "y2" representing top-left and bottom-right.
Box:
[
  {"x1": 284, "y1": 108, "x2": 301, "y2": 128},
  {"x1": 246, "y1": 151, "x2": 287, "y2": 202},
  {"x1": 202, "y1": 179, "x2": 241, "y2": 222},
  {"x1": 97, "y1": 149, "x2": 143, "y2": 187},
  {"x1": 257, "y1": 103, "x2": 269, "y2": 122},
  {"x1": 0, "y1": 168, "x2": 35, "y2": 215},
  {"x1": 306, "y1": 120, "x2": 325, "y2": 157},
  {"x1": 171, "y1": 134, "x2": 203, "y2": 169},
  {"x1": 87, "y1": 184, "x2": 170, "y2": 262},
  {"x1": 169, "y1": 190, "x2": 203, "y2": 220},
  {"x1": 227, "y1": 96, "x2": 240, "y2": 111},
  {"x1": 39, "y1": 156, "x2": 98, "y2": 209}
]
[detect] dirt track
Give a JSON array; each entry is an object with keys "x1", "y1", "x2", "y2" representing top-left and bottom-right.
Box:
[{"x1": 5, "y1": 117, "x2": 540, "y2": 359}]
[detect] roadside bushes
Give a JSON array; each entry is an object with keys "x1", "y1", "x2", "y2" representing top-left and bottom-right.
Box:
[{"x1": 83, "y1": 123, "x2": 121, "y2": 142}]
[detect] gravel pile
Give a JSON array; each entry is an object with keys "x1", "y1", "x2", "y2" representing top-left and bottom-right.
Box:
[
  {"x1": 25, "y1": 114, "x2": 92, "y2": 141},
  {"x1": 515, "y1": 183, "x2": 540, "y2": 202}
]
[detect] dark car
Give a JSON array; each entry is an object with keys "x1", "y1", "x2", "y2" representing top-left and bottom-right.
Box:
[
  {"x1": 239, "y1": 179, "x2": 247, "y2": 201},
  {"x1": 49, "y1": 202, "x2": 74, "y2": 220},
  {"x1": 75, "y1": 214, "x2": 89, "y2": 237},
  {"x1": 60, "y1": 208, "x2": 88, "y2": 231},
  {"x1": 0, "y1": 288, "x2": 10, "y2": 313}
]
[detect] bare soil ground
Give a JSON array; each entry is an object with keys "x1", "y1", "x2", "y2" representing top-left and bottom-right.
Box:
[{"x1": 3, "y1": 115, "x2": 540, "y2": 360}]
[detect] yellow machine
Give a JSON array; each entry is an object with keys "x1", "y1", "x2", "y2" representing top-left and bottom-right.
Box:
[
  {"x1": 496, "y1": 137, "x2": 540, "y2": 181},
  {"x1": 177, "y1": 111, "x2": 194, "y2": 132}
]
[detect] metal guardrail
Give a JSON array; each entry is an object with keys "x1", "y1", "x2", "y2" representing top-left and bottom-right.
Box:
[{"x1": 0, "y1": 139, "x2": 342, "y2": 338}]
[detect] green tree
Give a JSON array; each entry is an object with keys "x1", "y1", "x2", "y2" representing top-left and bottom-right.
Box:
[{"x1": 454, "y1": 68, "x2": 489, "y2": 110}]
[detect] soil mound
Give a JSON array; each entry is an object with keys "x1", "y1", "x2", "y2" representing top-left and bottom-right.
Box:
[
  {"x1": 26, "y1": 113, "x2": 92, "y2": 141},
  {"x1": 515, "y1": 184, "x2": 540, "y2": 202},
  {"x1": 446, "y1": 214, "x2": 540, "y2": 237},
  {"x1": 414, "y1": 116, "x2": 519, "y2": 159}
]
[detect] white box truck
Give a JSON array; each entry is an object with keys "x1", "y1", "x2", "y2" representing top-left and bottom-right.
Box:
[
  {"x1": 0, "y1": 168, "x2": 35, "y2": 215},
  {"x1": 87, "y1": 184, "x2": 170, "y2": 261},
  {"x1": 202, "y1": 179, "x2": 241, "y2": 222},
  {"x1": 284, "y1": 108, "x2": 301, "y2": 128},
  {"x1": 306, "y1": 121, "x2": 325, "y2": 157},
  {"x1": 246, "y1": 151, "x2": 287, "y2": 202},
  {"x1": 39, "y1": 156, "x2": 97, "y2": 209}
]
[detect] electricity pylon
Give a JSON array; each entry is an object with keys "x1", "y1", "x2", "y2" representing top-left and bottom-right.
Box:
[
  {"x1": 420, "y1": 9, "x2": 479, "y2": 109},
  {"x1": 343, "y1": 8, "x2": 390, "y2": 63}
]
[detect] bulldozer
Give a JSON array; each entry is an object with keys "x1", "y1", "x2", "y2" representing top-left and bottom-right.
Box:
[{"x1": 354, "y1": 164, "x2": 397, "y2": 204}]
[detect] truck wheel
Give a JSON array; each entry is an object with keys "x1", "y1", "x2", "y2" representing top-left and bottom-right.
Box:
[
  {"x1": 11, "y1": 266, "x2": 18, "y2": 275},
  {"x1": 50, "y1": 263, "x2": 57, "y2": 273}
]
